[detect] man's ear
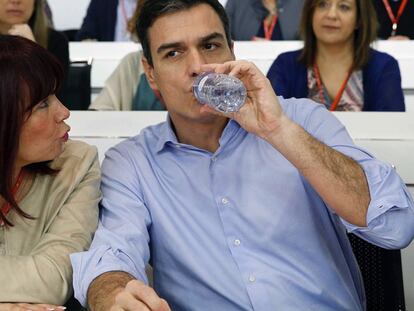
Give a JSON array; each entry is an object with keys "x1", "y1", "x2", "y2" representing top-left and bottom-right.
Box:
[{"x1": 142, "y1": 56, "x2": 159, "y2": 92}]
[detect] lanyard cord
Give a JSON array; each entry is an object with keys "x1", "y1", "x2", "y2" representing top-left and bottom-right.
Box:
[
  {"x1": 1, "y1": 169, "x2": 25, "y2": 225},
  {"x1": 313, "y1": 63, "x2": 351, "y2": 111},
  {"x1": 263, "y1": 14, "x2": 278, "y2": 40},
  {"x1": 382, "y1": 0, "x2": 408, "y2": 36}
]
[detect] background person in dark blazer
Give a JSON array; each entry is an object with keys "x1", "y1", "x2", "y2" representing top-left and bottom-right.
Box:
[
  {"x1": 225, "y1": 0, "x2": 304, "y2": 40},
  {"x1": 77, "y1": 0, "x2": 137, "y2": 41}
]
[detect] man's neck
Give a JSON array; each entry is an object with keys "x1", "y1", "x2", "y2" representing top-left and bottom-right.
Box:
[{"x1": 170, "y1": 115, "x2": 229, "y2": 153}]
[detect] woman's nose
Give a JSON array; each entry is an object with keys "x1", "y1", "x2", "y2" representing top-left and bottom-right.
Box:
[{"x1": 55, "y1": 100, "x2": 70, "y2": 122}]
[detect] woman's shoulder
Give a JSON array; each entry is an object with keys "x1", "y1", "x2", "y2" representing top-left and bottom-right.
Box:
[
  {"x1": 269, "y1": 49, "x2": 304, "y2": 73},
  {"x1": 366, "y1": 49, "x2": 398, "y2": 68},
  {"x1": 119, "y1": 51, "x2": 144, "y2": 75},
  {"x1": 50, "y1": 140, "x2": 98, "y2": 172},
  {"x1": 278, "y1": 49, "x2": 302, "y2": 58},
  {"x1": 274, "y1": 49, "x2": 303, "y2": 64}
]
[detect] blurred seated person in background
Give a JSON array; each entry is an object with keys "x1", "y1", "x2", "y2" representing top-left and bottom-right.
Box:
[
  {"x1": 0, "y1": 35, "x2": 100, "y2": 307},
  {"x1": 267, "y1": 0, "x2": 405, "y2": 111},
  {"x1": 0, "y1": 0, "x2": 69, "y2": 86},
  {"x1": 89, "y1": 50, "x2": 164, "y2": 110},
  {"x1": 89, "y1": 0, "x2": 164, "y2": 110},
  {"x1": 225, "y1": 0, "x2": 304, "y2": 40},
  {"x1": 77, "y1": 0, "x2": 137, "y2": 41},
  {"x1": 372, "y1": 0, "x2": 413, "y2": 40}
]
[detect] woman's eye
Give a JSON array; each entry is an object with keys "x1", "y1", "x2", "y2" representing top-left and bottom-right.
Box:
[
  {"x1": 339, "y1": 4, "x2": 351, "y2": 11},
  {"x1": 317, "y1": 1, "x2": 329, "y2": 8},
  {"x1": 38, "y1": 99, "x2": 50, "y2": 109}
]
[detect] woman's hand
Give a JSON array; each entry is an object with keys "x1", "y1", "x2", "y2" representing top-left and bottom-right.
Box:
[
  {"x1": 199, "y1": 60, "x2": 288, "y2": 142},
  {"x1": 8, "y1": 24, "x2": 36, "y2": 42},
  {"x1": 0, "y1": 303, "x2": 65, "y2": 311}
]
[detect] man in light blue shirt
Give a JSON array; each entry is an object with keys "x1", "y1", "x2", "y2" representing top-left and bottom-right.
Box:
[{"x1": 71, "y1": 0, "x2": 414, "y2": 310}]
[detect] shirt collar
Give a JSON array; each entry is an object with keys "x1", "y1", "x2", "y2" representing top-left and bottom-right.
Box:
[
  {"x1": 155, "y1": 115, "x2": 242, "y2": 153},
  {"x1": 155, "y1": 115, "x2": 179, "y2": 153}
]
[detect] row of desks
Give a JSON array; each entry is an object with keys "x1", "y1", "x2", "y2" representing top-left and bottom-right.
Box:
[{"x1": 68, "y1": 111, "x2": 414, "y2": 185}]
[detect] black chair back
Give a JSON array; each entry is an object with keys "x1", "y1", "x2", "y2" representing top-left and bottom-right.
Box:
[
  {"x1": 348, "y1": 233, "x2": 406, "y2": 311},
  {"x1": 60, "y1": 59, "x2": 92, "y2": 110},
  {"x1": 64, "y1": 294, "x2": 86, "y2": 311}
]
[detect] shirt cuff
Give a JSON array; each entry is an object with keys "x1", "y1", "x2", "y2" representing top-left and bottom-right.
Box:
[
  {"x1": 344, "y1": 159, "x2": 410, "y2": 232},
  {"x1": 70, "y1": 245, "x2": 148, "y2": 306}
]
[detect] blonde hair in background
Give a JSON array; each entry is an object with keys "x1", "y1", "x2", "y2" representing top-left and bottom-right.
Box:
[
  {"x1": 127, "y1": 0, "x2": 147, "y2": 42},
  {"x1": 28, "y1": 0, "x2": 49, "y2": 48}
]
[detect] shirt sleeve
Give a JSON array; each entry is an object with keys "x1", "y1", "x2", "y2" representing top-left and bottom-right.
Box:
[
  {"x1": 71, "y1": 142, "x2": 151, "y2": 306},
  {"x1": 0, "y1": 147, "x2": 101, "y2": 304},
  {"x1": 290, "y1": 99, "x2": 414, "y2": 249}
]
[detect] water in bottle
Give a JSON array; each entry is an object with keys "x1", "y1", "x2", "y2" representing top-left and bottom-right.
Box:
[{"x1": 192, "y1": 72, "x2": 247, "y2": 113}]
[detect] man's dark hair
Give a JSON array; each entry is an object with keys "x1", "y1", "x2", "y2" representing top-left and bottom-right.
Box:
[{"x1": 136, "y1": 0, "x2": 232, "y2": 66}]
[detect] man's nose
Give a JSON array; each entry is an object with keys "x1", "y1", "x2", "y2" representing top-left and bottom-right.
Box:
[{"x1": 188, "y1": 49, "x2": 207, "y2": 78}]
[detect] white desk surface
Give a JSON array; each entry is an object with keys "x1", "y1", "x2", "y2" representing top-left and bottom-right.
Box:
[{"x1": 68, "y1": 111, "x2": 414, "y2": 184}]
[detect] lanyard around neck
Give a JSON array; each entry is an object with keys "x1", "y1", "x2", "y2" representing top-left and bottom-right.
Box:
[
  {"x1": 382, "y1": 0, "x2": 408, "y2": 36},
  {"x1": 263, "y1": 14, "x2": 278, "y2": 40},
  {"x1": 1, "y1": 169, "x2": 25, "y2": 225},
  {"x1": 313, "y1": 63, "x2": 351, "y2": 111}
]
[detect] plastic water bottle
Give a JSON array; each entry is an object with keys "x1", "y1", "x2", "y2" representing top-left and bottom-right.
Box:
[{"x1": 192, "y1": 72, "x2": 247, "y2": 113}]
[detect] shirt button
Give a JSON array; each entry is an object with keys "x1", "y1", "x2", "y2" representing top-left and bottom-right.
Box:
[
  {"x1": 248, "y1": 275, "x2": 256, "y2": 282},
  {"x1": 175, "y1": 144, "x2": 181, "y2": 148},
  {"x1": 211, "y1": 156, "x2": 217, "y2": 162},
  {"x1": 221, "y1": 197, "x2": 229, "y2": 204},
  {"x1": 234, "y1": 239, "x2": 241, "y2": 246}
]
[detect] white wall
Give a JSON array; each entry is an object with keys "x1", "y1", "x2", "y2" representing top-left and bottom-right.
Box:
[
  {"x1": 48, "y1": 0, "x2": 90, "y2": 30},
  {"x1": 47, "y1": 0, "x2": 228, "y2": 31}
]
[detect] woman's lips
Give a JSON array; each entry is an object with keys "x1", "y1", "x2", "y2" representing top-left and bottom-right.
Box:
[
  {"x1": 6, "y1": 9, "x2": 23, "y2": 16},
  {"x1": 322, "y1": 25, "x2": 340, "y2": 30},
  {"x1": 61, "y1": 132, "x2": 69, "y2": 142}
]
